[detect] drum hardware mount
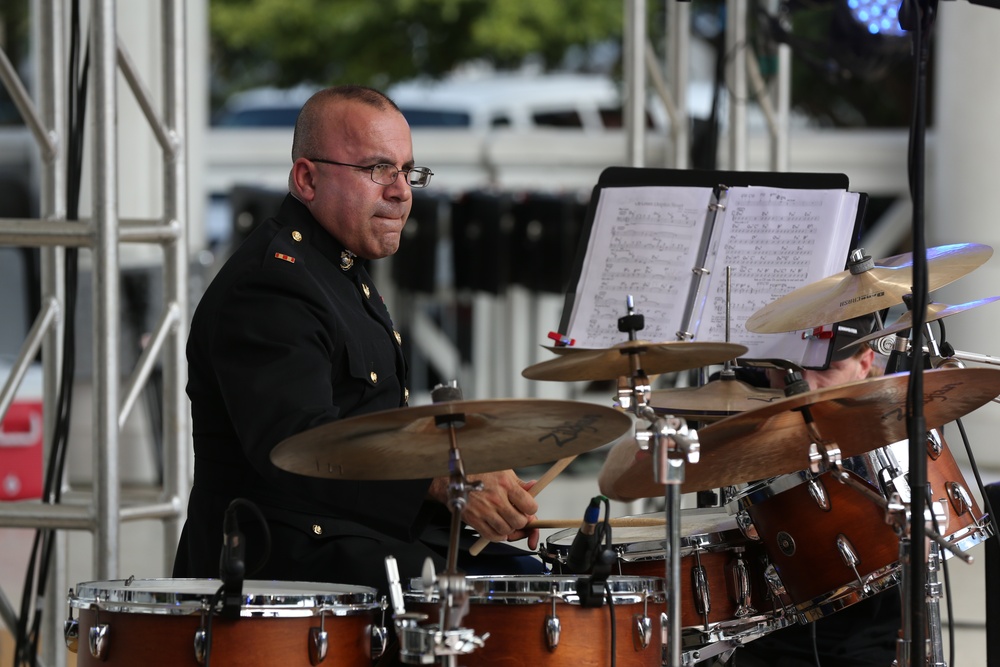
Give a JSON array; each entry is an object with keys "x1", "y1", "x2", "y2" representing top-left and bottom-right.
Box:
[
  {"x1": 383, "y1": 382, "x2": 490, "y2": 666},
  {"x1": 886, "y1": 493, "x2": 957, "y2": 667},
  {"x1": 307, "y1": 610, "x2": 329, "y2": 665}
]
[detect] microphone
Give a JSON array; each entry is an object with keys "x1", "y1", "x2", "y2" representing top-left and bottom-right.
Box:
[
  {"x1": 565, "y1": 497, "x2": 602, "y2": 574},
  {"x1": 219, "y1": 501, "x2": 246, "y2": 619}
]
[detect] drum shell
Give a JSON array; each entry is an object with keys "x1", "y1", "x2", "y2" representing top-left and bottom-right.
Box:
[
  {"x1": 541, "y1": 509, "x2": 777, "y2": 632},
  {"x1": 68, "y1": 579, "x2": 378, "y2": 667},
  {"x1": 741, "y1": 470, "x2": 899, "y2": 613},
  {"x1": 406, "y1": 575, "x2": 664, "y2": 667}
]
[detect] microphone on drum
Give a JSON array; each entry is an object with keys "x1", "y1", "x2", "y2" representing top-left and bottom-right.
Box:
[
  {"x1": 565, "y1": 496, "x2": 603, "y2": 574},
  {"x1": 219, "y1": 500, "x2": 247, "y2": 619}
]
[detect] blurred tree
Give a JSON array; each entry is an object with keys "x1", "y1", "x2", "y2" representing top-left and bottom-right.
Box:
[{"x1": 209, "y1": 0, "x2": 624, "y2": 101}]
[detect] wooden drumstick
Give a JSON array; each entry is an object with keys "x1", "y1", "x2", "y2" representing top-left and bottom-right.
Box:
[
  {"x1": 526, "y1": 516, "x2": 667, "y2": 529},
  {"x1": 468, "y1": 455, "x2": 577, "y2": 557}
]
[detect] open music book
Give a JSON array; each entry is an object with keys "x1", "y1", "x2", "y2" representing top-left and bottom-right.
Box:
[{"x1": 561, "y1": 183, "x2": 861, "y2": 369}]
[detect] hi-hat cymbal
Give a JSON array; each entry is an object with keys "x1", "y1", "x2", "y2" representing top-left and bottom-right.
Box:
[
  {"x1": 844, "y1": 296, "x2": 1000, "y2": 349},
  {"x1": 270, "y1": 399, "x2": 634, "y2": 480},
  {"x1": 609, "y1": 366, "x2": 1000, "y2": 498},
  {"x1": 745, "y1": 243, "x2": 993, "y2": 334},
  {"x1": 522, "y1": 340, "x2": 749, "y2": 382},
  {"x1": 648, "y1": 376, "x2": 785, "y2": 422}
]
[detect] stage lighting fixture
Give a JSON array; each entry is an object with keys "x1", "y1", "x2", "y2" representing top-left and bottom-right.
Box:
[{"x1": 845, "y1": 0, "x2": 906, "y2": 37}]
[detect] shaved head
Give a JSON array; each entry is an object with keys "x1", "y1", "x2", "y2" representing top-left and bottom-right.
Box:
[{"x1": 292, "y1": 85, "x2": 401, "y2": 161}]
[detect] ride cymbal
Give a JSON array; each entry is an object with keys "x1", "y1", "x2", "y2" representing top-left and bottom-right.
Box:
[
  {"x1": 609, "y1": 366, "x2": 1000, "y2": 498},
  {"x1": 745, "y1": 243, "x2": 993, "y2": 334},
  {"x1": 271, "y1": 398, "x2": 634, "y2": 480},
  {"x1": 844, "y1": 296, "x2": 1000, "y2": 350},
  {"x1": 522, "y1": 340, "x2": 749, "y2": 382},
  {"x1": 648, "y1": 376, "x2": 785, "y2": 422}
]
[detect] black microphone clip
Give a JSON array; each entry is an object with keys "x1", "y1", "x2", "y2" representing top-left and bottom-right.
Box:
[
  {"x1": 565, "y1": 497, "x2": 602, "y2": 574},
  {"x1": 219, "y1": 502, "x2": 246, "y2": 619}
]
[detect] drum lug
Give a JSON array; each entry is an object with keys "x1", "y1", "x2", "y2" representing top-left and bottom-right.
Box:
[
  {"x1": 836, "y1": 534, "x2": 869, "y2": 594},
  {"x1": 309, "y1": 627, "x2": 328, "y2": 665},
  {"x1": 735, "y1": 511, "x2": 759, "y2": 540},
  {"x1": 88, "y1": 622, "x2": 110, "y2": 661},
  {"x1": 194, "y1": 627, "x2": 207, "y2": 665},
  {"x1": 691, "y1": 548, "x2": 712, "y2": 629},
  {"x1": 729, "y1": 548, "x2": 758, "y2": 618},
  {"x1": 64, "y1": 601, "x2": 79, "y2": 653},
  {"x1": 633, "y1": 613, "x2": 652, "y2": 650},
  {"x1": 926, "y1": 430, "x2": 944, "y2": 460},
  {"x1": 947, "y1": 481, "x2": 972, "y2": 519},
  {"x1": 543, "y1": 587, "x2": 561, "y2": 651},
  {"x1": 807, "y1": 478, "x2": 830, "y2": 511},
  {"x1": 309, "y1": 610, "x2": 329, "y2": 665}
]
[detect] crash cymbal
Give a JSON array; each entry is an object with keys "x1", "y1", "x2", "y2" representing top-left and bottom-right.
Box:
[
  {"x1": 844, "y1": 296, "x2": 1000, "y2": 349},
  {"x1": 648, "y1": 376, "x2": 785, "y2": 422},
  {"x1": 745, "y1": 243, "x2": 993, "y2": 334},
  {"x1": 270, "y1": 399, "x2": 634, "y2": 480},
  {"x1": 522, "y1": 340, "x2": 749, "y2": 382},
  {"x1": 609, "y1": 366, "x2": 1000, "y2": 498}
]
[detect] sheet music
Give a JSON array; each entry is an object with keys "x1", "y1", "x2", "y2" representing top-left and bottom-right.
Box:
[
  {"x1": 563, "y1": 183, "x2": 860, "y2": 367},
  {"x1": 564, "y1": 185, "x2": 716, "y2": 347},
  {"x1": 696, "y1": 187, "x2": 859, "y2": 362}
]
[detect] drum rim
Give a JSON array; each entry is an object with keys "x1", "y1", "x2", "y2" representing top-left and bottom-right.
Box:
[
  {"x1": 68, "y1": 578, "x2": 379, "y2": 616},
  {"x1": 407, "y1": 574, "x2": 666, "y2": 604}
]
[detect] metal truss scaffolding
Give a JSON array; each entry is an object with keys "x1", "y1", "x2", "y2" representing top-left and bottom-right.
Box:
[{"x1": 0, "y1": 2, "x2": 189, "y2": 665}]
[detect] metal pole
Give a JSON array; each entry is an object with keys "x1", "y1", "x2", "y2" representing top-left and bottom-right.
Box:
[
  {"x1": 725, "y1": 0, "x2": 748, "y2": 170},
  {"x1": 666, "y1": 0, "x2": 690, "y2": 169},
  {"x1": 625, "y1": 0, "x2": 647, "y2": 167},
  {"x1": 161, "y1": 0, "x2": 190, "y2": 572},
  {"x1": 91, "y1": 0, "x2": 121, "y2": 580}
]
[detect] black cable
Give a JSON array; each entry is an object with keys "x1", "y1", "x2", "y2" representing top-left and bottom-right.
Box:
[
  {"x1": 14, "y1": 2, "x2": 87, "y2": 663},
  {"x1": 810, "y1": 618, "x2": 822, "y2": 667},
  {"x1": 225, "y1": 497, "x2": 273, "y2": 576}
]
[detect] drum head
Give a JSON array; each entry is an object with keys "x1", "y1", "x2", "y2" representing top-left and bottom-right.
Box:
[{"x1": 69, "y1": 578, "x2": 378, "y2": 617}]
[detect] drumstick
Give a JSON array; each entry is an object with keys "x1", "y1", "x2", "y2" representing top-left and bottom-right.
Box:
[
  {"x1": 526, "y1": 516, "x2": 667, "y2": 529},
  {"x1": 468, "y1": 455, "x2": 577, "y2": 557}
]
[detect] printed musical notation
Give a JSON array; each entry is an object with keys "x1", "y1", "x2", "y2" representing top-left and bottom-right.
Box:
[
  {"x1": 564, "y1": 183, "x2": 860, "y2": 366},
  {"x1": 565, "y1": 186, "x2": 715, "y2": 347}
]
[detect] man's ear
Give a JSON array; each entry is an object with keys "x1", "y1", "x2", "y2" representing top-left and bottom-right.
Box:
[{"x1": 290, "y1": 159, "x2": 317, "y2": 201}]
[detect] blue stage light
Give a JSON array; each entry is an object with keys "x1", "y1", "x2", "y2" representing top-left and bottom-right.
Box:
[{"x1": 846, "y1": 0, "x2": 906, "y2": 37}]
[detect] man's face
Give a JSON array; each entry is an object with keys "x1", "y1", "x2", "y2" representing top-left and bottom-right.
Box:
[
  {"x1": 301, "y1": 100, "x2": 415, "y2": 259},
  {"x1": 766, "y1": 354, "x2": 870, "y2": 391}
]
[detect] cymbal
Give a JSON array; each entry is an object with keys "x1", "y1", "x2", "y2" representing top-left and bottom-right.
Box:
[
  {"x1": 270, "y1": 399, "x2": 634, "y2": 480},
  {"x1": 745, "y1": 243, "x2": 993, "y2": 334},
  {"x1": 648, "y1": 376, "x2": 785, "y2": 422},
  {"x1": 522, "y1": 340, "x2": 749, "y2": 382},
  {"x1": 609, "y1": 367, "x2": 1000, "y2": 498},
  {"x1": 845, "y1": 296, "x2": 1000, "y2": 349}
]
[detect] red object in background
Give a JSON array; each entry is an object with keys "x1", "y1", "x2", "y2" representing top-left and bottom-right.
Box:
[{"x1": 1, "y1": 400, "x2": 44, "y2": 500}]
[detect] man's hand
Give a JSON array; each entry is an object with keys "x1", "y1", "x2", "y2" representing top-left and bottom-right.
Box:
[{"x1": 427, "y1": 470, "x2": 540, "y2": 550}]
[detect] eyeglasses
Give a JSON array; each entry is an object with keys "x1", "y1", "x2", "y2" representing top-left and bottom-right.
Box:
[{"x1": 306, "y1": 158, "x2": 434, "y2": 188}]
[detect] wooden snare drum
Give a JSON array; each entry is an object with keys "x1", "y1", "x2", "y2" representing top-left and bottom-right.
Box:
[{"x1": 66, "y1": 578, "x2": 381, "y2": 666}]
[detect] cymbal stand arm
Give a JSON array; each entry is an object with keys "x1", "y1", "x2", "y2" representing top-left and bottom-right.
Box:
[{"x1": 635, "y1": 411, "x2": 699, "y2": 667}]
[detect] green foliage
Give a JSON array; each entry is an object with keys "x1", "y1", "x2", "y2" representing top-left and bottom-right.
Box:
[{"x1": 209, "y1": 0, "x2": 624, "y2": 98}]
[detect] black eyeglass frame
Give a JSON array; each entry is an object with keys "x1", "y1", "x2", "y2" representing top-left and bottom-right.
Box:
[{"x1": 306, "y1": 157, "x2": 434, "y2": 188}]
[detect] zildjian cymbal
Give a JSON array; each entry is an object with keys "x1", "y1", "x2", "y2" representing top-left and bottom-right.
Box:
[
  {"x1": 270, "y1": 398, "x2": 635, "y2": 480},
  {"x1": 843, "y1": 296, "x2": 1000, "y2": 350},
  {"x1": 521, "y1": 340, "x2": 749, "y2": 382},
  {"x1": 608, "y1": 366, "x2": 1000, "y2": 497},
  {"x1": 648, "y1": 376, "x2": 785, "y2": 422},
  {"x1": 744, "y1": 243, "x2": 993, "y2": 334}
]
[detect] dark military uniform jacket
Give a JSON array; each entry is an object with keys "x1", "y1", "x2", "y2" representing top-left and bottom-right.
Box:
[{"x1": 174, "y1": 194, "x2": 437, "y2": 589}]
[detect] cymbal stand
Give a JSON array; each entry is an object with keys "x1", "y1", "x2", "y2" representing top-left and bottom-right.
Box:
[
  {"x1": 612, "y1": 295, "x2": 699, "y2": 667},
  {"x1": 885, "y1": 491, "x2": 956, "y2": 667},
  {"x1": 383, "y1": 385, "x2": 489, "y2": 666}
]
